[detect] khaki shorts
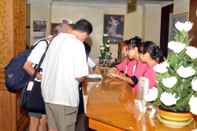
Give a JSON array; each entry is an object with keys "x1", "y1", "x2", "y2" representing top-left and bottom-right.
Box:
[{"x1": 45, "y1": 103, "x2": 78, "y2": 131}]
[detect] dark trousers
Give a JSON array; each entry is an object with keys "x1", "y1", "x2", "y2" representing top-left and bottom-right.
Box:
[
  {"x1": 75, "y1": 85, "x2": 89, "y2": 131},
  {"x1": 78, "y1": 87, "x2": 84, "y2": 113}
]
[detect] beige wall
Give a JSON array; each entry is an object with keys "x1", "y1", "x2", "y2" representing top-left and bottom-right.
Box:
[
  {"x1": 29, "y1": 1, "x2": 166, "y2": 61},
  {"x1": 173, "y1": 0, "x2": 190, "y2": 15},
  {"x1": 143, "y1": 4, "x2": 161, "y2": 45},
  {"x1": 51, "y1": 2, "x2": 143, "y2": 60},
  {"x1": 30, "y1": 1, "x2": 51, "y2": 45}
]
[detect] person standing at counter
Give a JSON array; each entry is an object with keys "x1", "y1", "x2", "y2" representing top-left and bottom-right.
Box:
[
  {"x1": 23, "y1": 23, "x2": 64, "y2": 131},
  {"x1": 41, "y1": 19, "x2": 93, "y2": 131}
]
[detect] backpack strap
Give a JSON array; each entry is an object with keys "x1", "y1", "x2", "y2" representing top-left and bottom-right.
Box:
[
  {"x1": 32, "y1": 39, "x2": 50, "y2": 79},
  {"x1": 31, "y1": 39, "x2": 47, "y2": 50}
]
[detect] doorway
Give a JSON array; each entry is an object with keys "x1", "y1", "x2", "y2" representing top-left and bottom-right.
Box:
[
  {"x1": 160, "y1": 4, "x2": 173, "y2": 57},
  {"x1": 189, "y1": 0, "x2": 197, "y2": 47}
]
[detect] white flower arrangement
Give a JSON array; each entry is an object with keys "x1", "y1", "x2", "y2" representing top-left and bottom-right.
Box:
[
  {"x1": 176, "y1": 66, "x2": 195, "y2": 78},
  {"x1": 99, "y1": 40, "x2": 112, "y2": 66},
  {"x1": 160, "y1": 92, "x2": 179, "y2": 106},
  {"x1": 154, "y1": 21, "x2": 197, "y2": 114},
  {"x1": 192, "y1": 79, "x2": 197, "y2": 92},
  {"x1": 145, "y1": 87, "x2": 158, "y2": 102},
  {"x1": 186, "y1": 46, "x2": 197, "y2": 60},
  {"x1": 161, "y1": 77, "x2": 177, "y2": 88},
  {"x1": 175, "y1": 21, "x2": 193, "y2": 32},
  {"x1": 153, "y1": 61, "x2": 169, "y2": 74},
  {"x1": 168, "y1": 41, "x2": 186, "y2": 53},
  {"x1": 189, "y1": 95, "x2": 197, "y2": 115}
]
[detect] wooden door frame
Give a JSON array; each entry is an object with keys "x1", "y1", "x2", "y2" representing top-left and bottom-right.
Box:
[
  {"x1": 0, "y1": 0, "x2": 28, "y2": 131},
  {"x1": 189, "y1": 0, "x2": 197, "y2": 47},
  {"x1": 160, "y1": 4, "x2": 173, "y2": 58}
]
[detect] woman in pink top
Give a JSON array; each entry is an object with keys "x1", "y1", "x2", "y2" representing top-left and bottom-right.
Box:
[
  {"x1": 110, "y1": 36, "x2": 148, "y2": 88},
  {"x1": 139, "y1": 41, "x2": 163, "y2": 89}
]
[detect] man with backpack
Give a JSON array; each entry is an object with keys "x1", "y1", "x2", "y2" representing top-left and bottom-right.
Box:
[
  {"x1": 41, "y1": 19, "x2": 93, "y2": 131},
  {"x1": 23, "y1": 37, "x2": 51, "y2": 131},
  {"x1": 22, "y1": 21, "x2": 72, "y2": 131}
]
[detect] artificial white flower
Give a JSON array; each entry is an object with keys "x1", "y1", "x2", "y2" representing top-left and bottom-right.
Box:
[
  {"x1": 192, "y1": 79, "x2": 197, "y2": 92},
  {"x1": 175, "y1": 21, "x2": 193, "y2": 32},
  {"x1": 183, "y1": 21, "x2": 193, "y2": 32},
  {"x1": 189, "y1": 95, "x2": 197, "y2": 115},
  {"x1": 153, "y1": 61, "x2": 169, "y2": 73},
  {"x1": 103, "y1": 34, "x2": 108, "y2": 37},
  {"x1": 107, "y1": 40, "x2": 111, "y2": 43},
  {"x1": 162, "y1": 77, "x2": 177, "y2": 88},
  {"x1": 177, "y1": 66, "x2": 196, "y2": 78},
  {"x1": 186, "y1": 46, "x2": 197, "y2": 59},
  {"x1": 145, "y1": 87, "x2": 158, "y2": 102},
  {"x1": 100, "y1": 46, "x2": 105, "y2": 50},
  {"x1": 175, "y1": 21, "x2": 184, "y2": 32},
  {"x1": 160, "y1": 92, "x2": 179, "y2": 106},
  {"x1": 168, "y1": 41, "x2": 186, "y2": 53},
  {"x1": 106, "y1": 44, "x2": 110, "y2": 47}
]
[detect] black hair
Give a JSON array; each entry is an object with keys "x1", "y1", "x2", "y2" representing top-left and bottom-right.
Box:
[
  {"x1": 127, "y1": 36, "x2": 142, "y2": 50},
  {"x1": 73, "y1": 19, "x2": 93, "y2": 35},
  {"x1": 84, "y1": 42, "x2": 91, "y2": 57},
  {"x1": 140, "y1": 41, "x2": 163, "y2": 63}
]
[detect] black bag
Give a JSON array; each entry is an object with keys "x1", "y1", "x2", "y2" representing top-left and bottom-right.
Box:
[
  {"x1": 21, "y1": 80, "x2": 46, "y2": 114},
  {"x1": 20, "y1": 40, "x2": 49, "y2": 113}
]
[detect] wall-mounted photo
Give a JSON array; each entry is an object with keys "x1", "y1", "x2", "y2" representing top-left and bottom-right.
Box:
[
  {"x1": 103, "y1": 15, "x2": 124, "y2": 44},
  {"x1": 33, "y1": 20, "x2": 47, "y2": 32}
]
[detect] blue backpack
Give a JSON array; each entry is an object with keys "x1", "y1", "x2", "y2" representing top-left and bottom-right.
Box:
[{"x1": 4, "y1": 39, "x2": 48, "y2": 92}]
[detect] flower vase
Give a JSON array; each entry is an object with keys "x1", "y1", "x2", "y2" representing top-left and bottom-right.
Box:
[{"x1": 157, "y1": 108, "x2": 193, "y2": 128}]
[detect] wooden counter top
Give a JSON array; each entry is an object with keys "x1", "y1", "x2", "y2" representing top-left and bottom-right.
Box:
[{"x1": 86, "y1": 77, "x2": 197, "y2": 131}]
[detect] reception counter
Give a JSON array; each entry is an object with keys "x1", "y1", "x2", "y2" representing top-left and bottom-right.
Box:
[{"x1": 86, "y1": 77, "x2": 197, "y2": 131}]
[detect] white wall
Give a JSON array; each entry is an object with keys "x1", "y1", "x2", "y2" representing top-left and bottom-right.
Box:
[
  {"x1": 29, "y1": 0, "x2": 165, "y2": 60},
  {"x1": 124, "y1": 5, "x2": 144, "y2": 40},
  {"x1": 51, "y1": 1, "x2": 143, "y2": 60},
  {"x1": 143, "y1": 4, "x2": 161, "y2": 45},
  {"x1": 173, "y1": 0, "x2": 190, "y2": 15},
  {"x1": 30, "y1": 1, "x2": 52, "y2": 45}
]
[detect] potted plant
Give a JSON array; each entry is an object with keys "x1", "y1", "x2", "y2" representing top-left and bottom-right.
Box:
[
  {"x1": 153, "y1": 21, "x2": 197, "y2": 128},
  {"x1": 99, "y1": 40, "x2": 112, "y2": 66}
]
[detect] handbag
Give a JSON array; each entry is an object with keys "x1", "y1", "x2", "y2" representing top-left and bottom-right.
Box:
[
  {"x1": 21, "y1": 80, "x2": 46, "y2": 114},
  {"x1": 20, "y1": 40, "x2": 49, "y2": 114}
]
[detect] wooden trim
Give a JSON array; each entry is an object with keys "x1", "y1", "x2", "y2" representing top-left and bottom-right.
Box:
[{"x1": 89, "y1": 118, "x2": 125, "y2": 131}]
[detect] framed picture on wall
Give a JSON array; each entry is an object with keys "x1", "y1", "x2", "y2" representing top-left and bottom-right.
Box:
[
  {"x1": 169, "y1": 13, "x2": 188, "y2": 41},
  {"x1": 103, "y1": 14, "x2": 124, "y2": 44},
  {"x1": 33, "y1": 20, "x2": 47, "y2": 41},
  {"x1": 33, "y1": 20, "x2": 47, "y2": 32}
]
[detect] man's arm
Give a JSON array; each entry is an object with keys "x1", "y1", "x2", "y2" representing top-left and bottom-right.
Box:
[{"x1": 23, "y1": 61, "x2": 42, "y2": 80}]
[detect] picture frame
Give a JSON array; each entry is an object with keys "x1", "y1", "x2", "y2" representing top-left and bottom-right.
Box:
[
  {"x1": 33, "y1": 20, "x2": 47, "y2": 41},
  {"x1": 103, "y1": 14, "x2": 124, "y2": 44},
  {"x1": 127, "y1": 0, "x2": 137, "y2": 13},
  {"x1": 33, "y1": 20, "x2": 47, "y2": 32},
  {"x1": 169, "y1": 12, "x2": 188, "y2": 41}
]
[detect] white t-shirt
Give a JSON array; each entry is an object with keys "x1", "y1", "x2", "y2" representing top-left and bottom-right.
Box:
[
  {"x1": 27, "y1": 40, "x2": 48, "y2": 66},
  {"x1": 41, "y1": 33, "x2": 88, "y2": 107}
]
